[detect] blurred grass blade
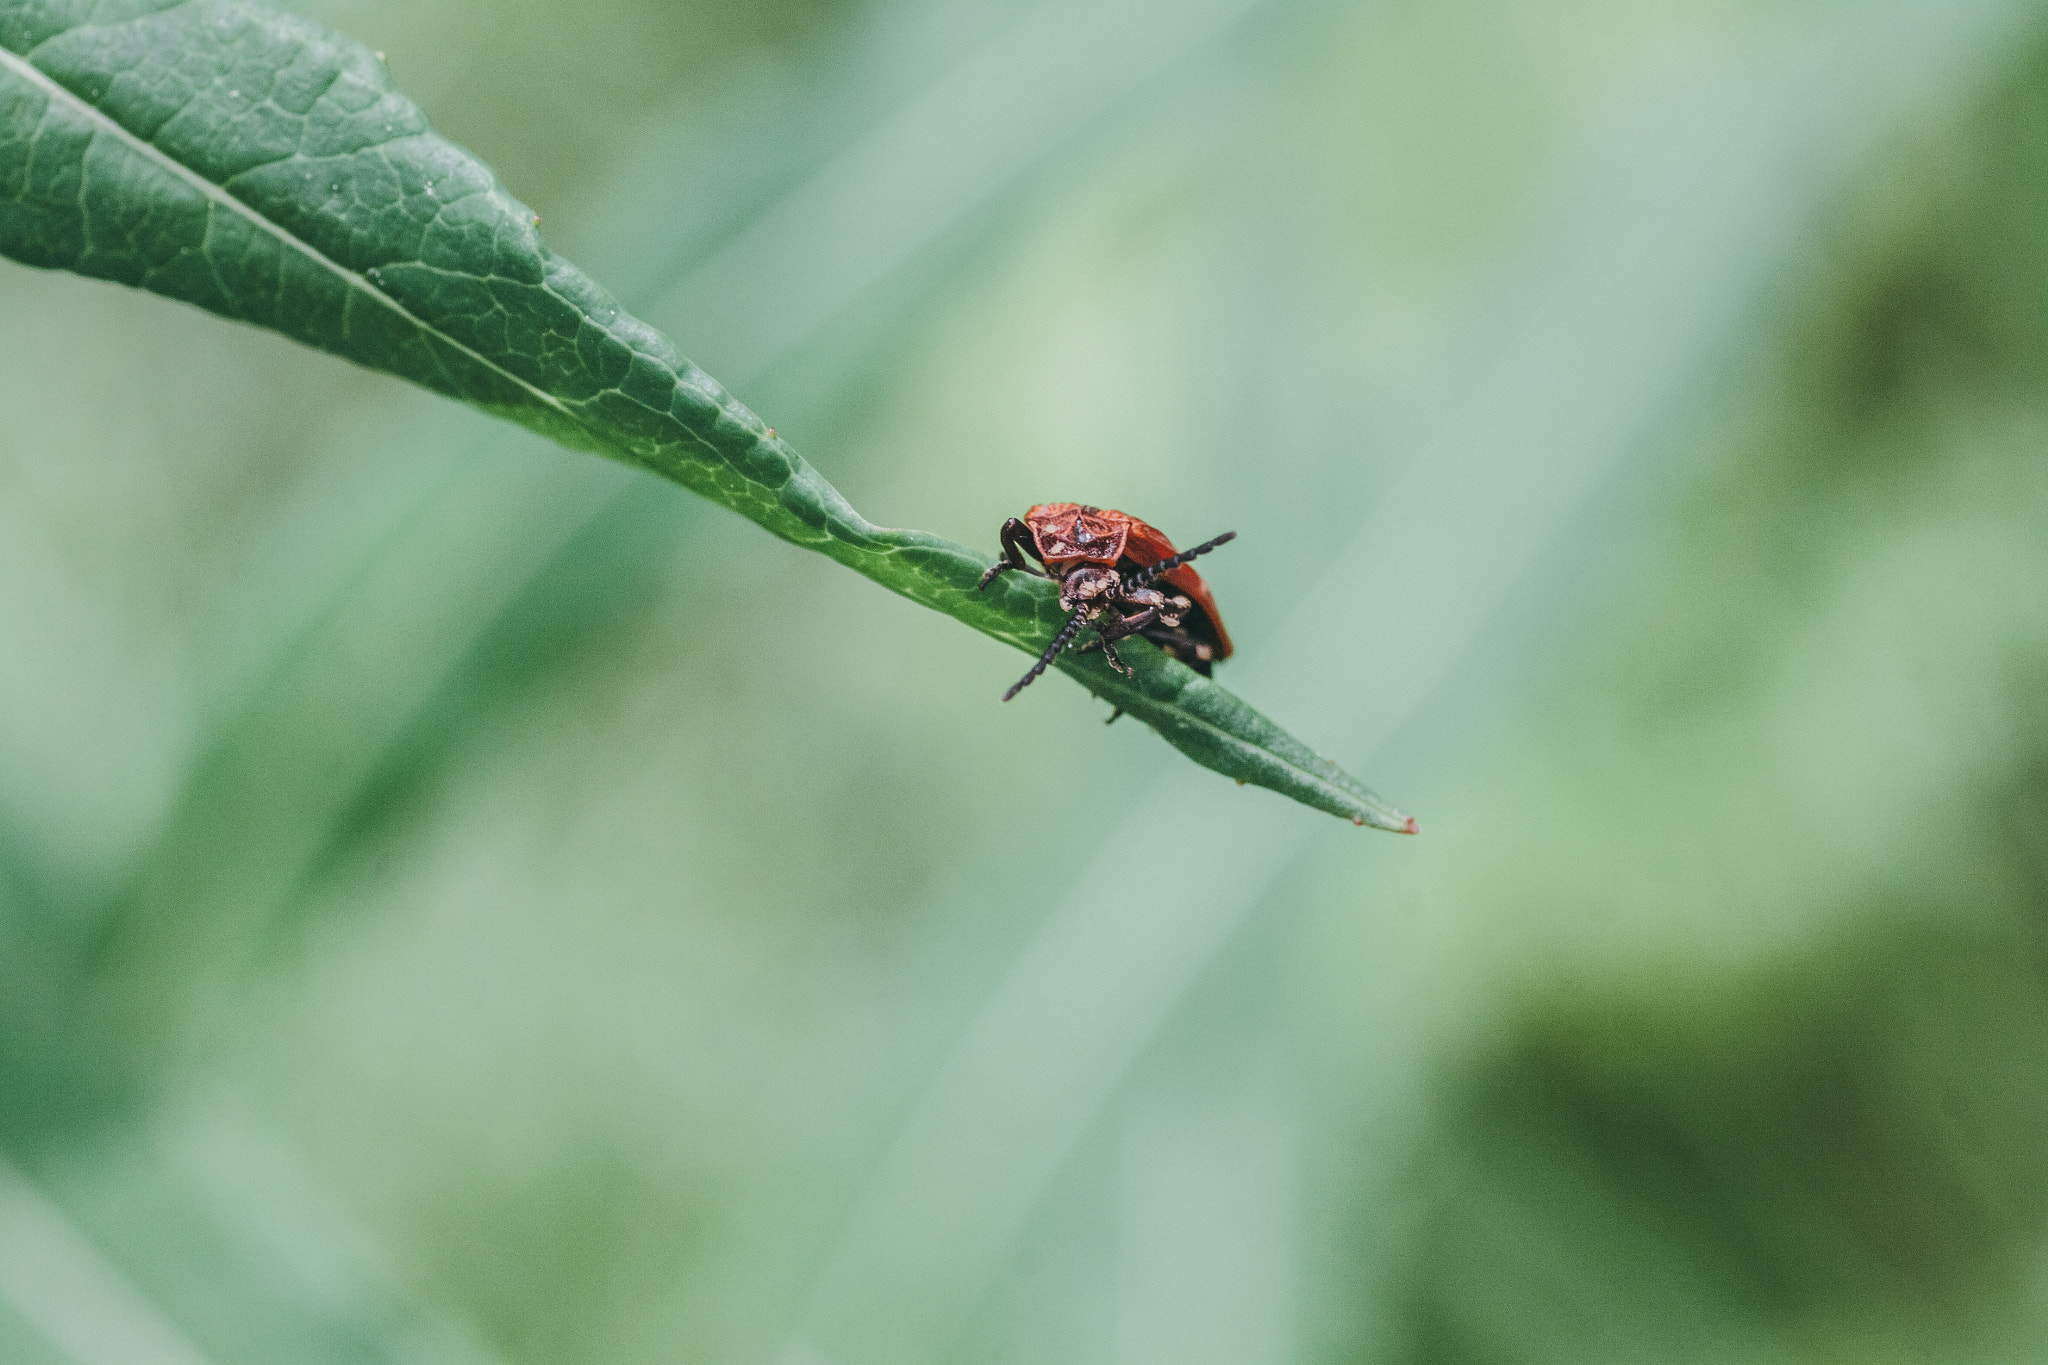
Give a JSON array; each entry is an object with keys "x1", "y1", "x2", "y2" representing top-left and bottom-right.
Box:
[
  {"x1": 89, "y1": 0, "x2": 1319, "y2": 1083},
  {"x1": 645, "y1": 0, "x2": 1317, "y2": 384},
  {"x1": 777, "y1": 4, "x2": 2030, "y2": 1361},
  {"x1": 0, "y1": 0, "x2": 1403, "y2": 826},
  {"x1": 0, "y1": 1154, "x2": 216, "y2": 1365},
  {"x1": 0, "y1": 1105, "x2": 509, "y2": 1365}
]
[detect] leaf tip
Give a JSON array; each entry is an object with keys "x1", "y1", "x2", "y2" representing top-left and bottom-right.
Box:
[{"x1": 1352, "y1": 811, "x2": 1420, "y2": 834}]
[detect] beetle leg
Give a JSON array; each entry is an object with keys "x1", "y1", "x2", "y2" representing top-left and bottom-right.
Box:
[
  {"x1": 1068, "y1": 603, "x2": 1155, "y2": 678},
  {"x1": 1003, "y1": 517, "x2": 1045, "y2": 570},
  {"x1": 1096, "y1": 604, "x2": 1160, "y2": 643},
  {"x1": 1121, "y1": 587, "x2": 1191, "y2": 628},
  {"x1": 977, "y1": 517, "x2": 1046, "y2": 590}
]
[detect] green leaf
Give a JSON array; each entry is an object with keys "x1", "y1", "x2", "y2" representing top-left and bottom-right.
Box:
[{"x1": 0, "y1": 0, "x2": 1411, "y2": 829}]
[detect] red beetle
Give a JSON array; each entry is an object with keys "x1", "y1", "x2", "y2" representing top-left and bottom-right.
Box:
[{"x1": 977, "y1": 503, "x2": 1236, "y2": 700}]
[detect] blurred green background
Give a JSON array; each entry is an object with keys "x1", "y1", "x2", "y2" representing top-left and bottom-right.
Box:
[{"x1": 4, "y1": 0, "x2": 2048, "y2": 1361}]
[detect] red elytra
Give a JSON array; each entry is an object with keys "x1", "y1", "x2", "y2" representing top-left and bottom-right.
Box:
[
  {"x1": 977, "y1": 503, "x2": 1239, "y2": 702},
  {"x1": 979, "y1": 508, "x2": 1416, "y2": 831},
  {"x1": 1018, "y1": 503, "x2": 1234, "y2": 666}
]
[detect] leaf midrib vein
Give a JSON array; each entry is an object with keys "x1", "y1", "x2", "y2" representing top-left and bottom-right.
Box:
[
  {"x1": 1093, "y1": 678, "x2": 1367, "y2": 816},
  {"x1": 2, "y1": 30, "x2": 1369, "y2": 816},
  {"x1": 959, "y1": 587, "x2": 1368, "y2": 815},
  {"x1": 0, "y1": 40, "x2": 588, "y2": 434}
]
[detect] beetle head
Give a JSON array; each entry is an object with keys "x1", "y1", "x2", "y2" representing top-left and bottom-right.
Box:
[{"x1": 1058, "y1": 563, "x2": 1120, "y2": 611}]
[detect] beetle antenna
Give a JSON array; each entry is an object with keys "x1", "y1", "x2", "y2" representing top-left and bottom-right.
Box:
[
  {"x1": 1124, "y1": 531, "x2": 1236, "y2": 591},
  {"x1": 1003, "y1": 607, "x2": 1092, "y2": 701}
]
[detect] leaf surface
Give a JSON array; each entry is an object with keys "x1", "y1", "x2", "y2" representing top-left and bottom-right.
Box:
[{"x1": 0, "y1": 0, "x2": 1410, "y2": 828}]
